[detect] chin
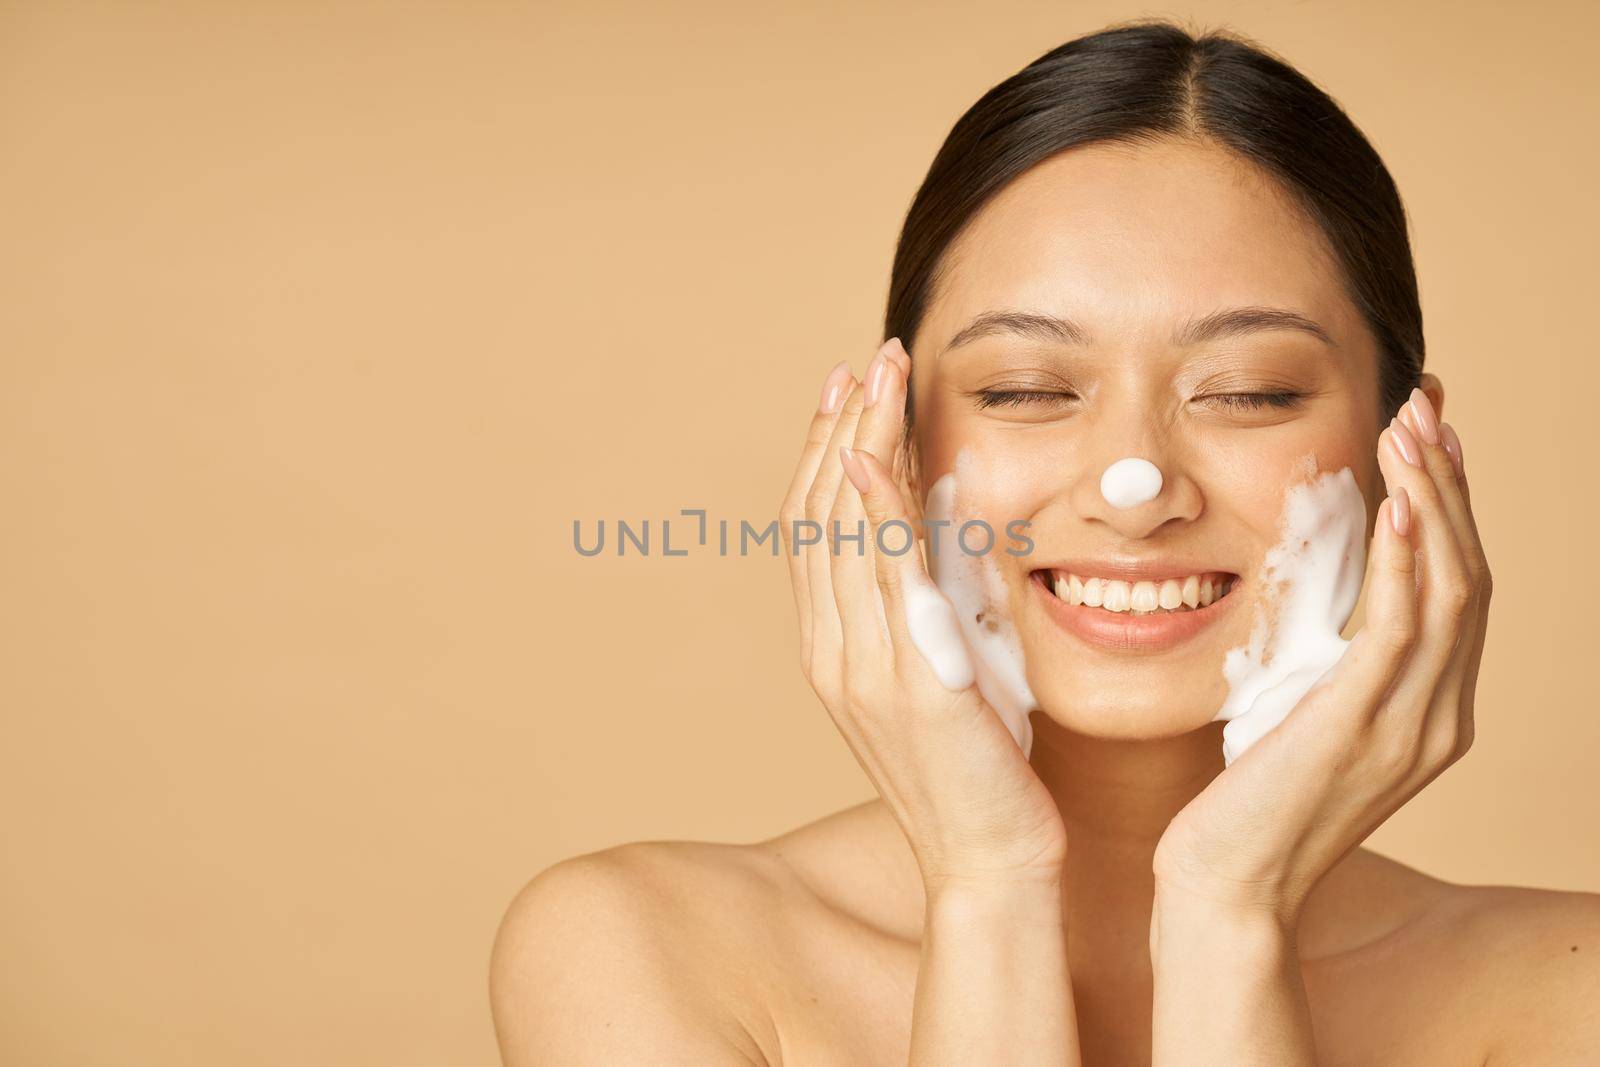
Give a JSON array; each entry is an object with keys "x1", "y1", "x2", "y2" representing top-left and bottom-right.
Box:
[{"x1": 1029, "y1": 678, "x2": 1225, "y2": 741}]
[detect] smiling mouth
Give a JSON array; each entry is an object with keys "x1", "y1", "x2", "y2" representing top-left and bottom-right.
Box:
[{"x1": 1032, "y1": 569, "x2": 1239, "y2": 615}]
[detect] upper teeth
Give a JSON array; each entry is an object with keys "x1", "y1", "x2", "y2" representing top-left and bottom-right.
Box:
[{"x1": 1050, "y1": 571, "x2": 1234, "y2": 614}]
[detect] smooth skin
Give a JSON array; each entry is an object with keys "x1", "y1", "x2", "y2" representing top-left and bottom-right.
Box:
[{"x1": 491, "y1": 139, "x2": 1600, "y2": 1065}]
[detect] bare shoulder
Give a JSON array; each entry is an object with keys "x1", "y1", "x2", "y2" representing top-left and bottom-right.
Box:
[
  {"x1": 1340, "y1": 850, "x2": 1600, "y2": 1063},
  {"x1": 1433, "y1": 880, "x2": 1600, "y2": 1064},
  {"x1": 488, "y1": 804, "x2": 910, "y2": 1066},
  {"x1": 489, "y1": 837, "x2": 796, "y2": 1066}
]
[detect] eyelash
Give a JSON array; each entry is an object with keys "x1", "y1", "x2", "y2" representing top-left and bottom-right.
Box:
[
  {"x1": 1204, "y1": 391, "x2": 1305, "y2": 410},
  {"x1": 972, "y1": 389, "x2": 1076, "y2": 409},
  {"x1": 971, "y1": 389, "x2": 1306, "y2": 410}
]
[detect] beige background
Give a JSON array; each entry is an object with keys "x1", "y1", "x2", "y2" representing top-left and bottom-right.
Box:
[{"x1": 1, "y1": 1, "x2": 1595, "y2": 1063}]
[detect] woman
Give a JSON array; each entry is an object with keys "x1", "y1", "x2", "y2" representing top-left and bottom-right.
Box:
[{"x1": 492, "y1": 21, "x2": 1598, "y2": 1064}]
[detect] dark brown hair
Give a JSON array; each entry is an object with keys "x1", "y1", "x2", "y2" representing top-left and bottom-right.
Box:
[{"x1": 884, "y1": 19, "x2": 1423, "y2": 424}]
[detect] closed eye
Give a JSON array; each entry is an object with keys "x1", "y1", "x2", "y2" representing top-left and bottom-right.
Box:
[
  {"x1": 972, "y1": 388, "x2": 1079, "y2": 410},
  {"x1": 1202, "y1": 391, "x2": 1305, "y2": 410}
]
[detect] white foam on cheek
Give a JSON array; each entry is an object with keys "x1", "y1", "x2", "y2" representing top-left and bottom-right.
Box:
[
  {"x1": 900, "y1": 576, "x2": 975, "y2": 691},
  {"x1": 909, "y1": 453, "x2": 1039, "y2": 758},
  {"x1": 1100, "y1": 457, "x2": 1163, "y2": 508},
  {"x1": 1214, "y1": 465, "x2": 1368, "y2": 764}
]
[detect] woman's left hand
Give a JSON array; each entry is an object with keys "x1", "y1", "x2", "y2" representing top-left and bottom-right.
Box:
[{"x1": 1152, "y1": 389, "x2": 1492, "y2": 922}]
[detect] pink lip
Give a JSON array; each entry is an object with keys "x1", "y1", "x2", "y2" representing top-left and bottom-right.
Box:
[{"x1": 1029, "y1": 570, "x2": 1239, "y2": 653}]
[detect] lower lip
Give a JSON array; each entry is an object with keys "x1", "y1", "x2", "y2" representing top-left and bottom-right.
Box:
[{"x1": 1030, "y1": 572, "x2": 1238, "y2": 653}]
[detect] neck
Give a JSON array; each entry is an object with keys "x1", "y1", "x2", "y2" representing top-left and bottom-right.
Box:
[
  {"x1": 1027, "y1": 716, "x2": 1224, "y2": 970},
  {"x1": 1030, "y1": 715, "x2": 1223, "y2": 849}
]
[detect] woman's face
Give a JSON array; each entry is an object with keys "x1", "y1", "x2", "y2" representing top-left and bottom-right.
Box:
[{"x1": 910, "y1": 137, "x2": 1387, "y2": 739}]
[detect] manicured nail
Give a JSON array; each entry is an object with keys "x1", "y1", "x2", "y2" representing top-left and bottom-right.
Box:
[
  {"x1": 839, "y1": 446, "x2": 871, "y2": 493},
  {"x1": 1388, "y1": 418, "x2": 1423, "y2": 468},
  {"x1": 1396, "y1": 401, "x2": 1421, "y2": 443},
  {"x1": 818, "y1": 361, "x2": 851, "y2": 414},
  {"x1": 864, "y1": 352, "x2": 888, "y2": 408},
  {"x1": 1440, "y1": 422, "x2": 1465, "y2": 478},
  {"x1": 883, "y1": 336, "x2": 911, "y2": 375},
  {"x1": 1406, "y1": 387, "x2": 1440, "y2": 445},
  {"x1": 1390, "y1": 486, "x2": 1411, "y2": 537}
]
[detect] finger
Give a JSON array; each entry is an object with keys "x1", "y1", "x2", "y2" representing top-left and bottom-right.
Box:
[
  {"x1": 1394, "y1": 400, "x2": 1490, "y2": 767},
  {"x1": 1395, "y1": 398, "x2": 1491, "y2": 758},
  {"x1": 1374, "y1": 418, "x2": 1477, "y2": 765},
  {"x1": 1381, "y1": 418, "x2": 1473, "y2": 657},
  {"x1": 829, "y1": 342, "x2": 911, "y2": 667},
  {"x1": 829, "y1": 441, "x2": 887, "y2": 665},
  {"x1": 876, "y1": 335, "x2": 924, "y2": 535},
  {"x1": 804, "y1": 379, "x2": 870, "y2": 685},
  {"x1": 1398, "y1": 391, "x2": 1488, "y2": 591},
  {"x1": 843, "y1": 445, "x2": 976, "y2": 693},
  {"x1": 846, "y1": 340, "x2": 976, "y2": 695},
  {"x1": 1419, "y1": 418, "x2": 1491, "y2": 714},
  {"x1": 781, "y1": 360, "x2": 855, "y2": 666},
  {"x1": 830, "y1": 446, "x2": 893, "y2": 664},
  {"x1": 1322, "y1": 488, "x2": 1419, "y2": 724},
  {"x1": 1440, "y1": 421, "x2": 1471, "y2": 509},
  {"x1": 856, "y1": 338, "x2": 912, "y2": 462}
]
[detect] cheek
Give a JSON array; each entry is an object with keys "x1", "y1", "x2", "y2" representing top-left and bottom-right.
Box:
[
  {"x1": 933, "y1": 444, "x2": 1063, "y2": 528},
  {"x1": 1199, "y1": 429, "x2": 1373, "y2": 533},
  {"x1": 916, "y1": 395, "x2": 1088, "y2": 519}
]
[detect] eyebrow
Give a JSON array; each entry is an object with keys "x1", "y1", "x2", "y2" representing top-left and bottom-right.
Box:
[
  {"x1": 1177, "y1": 306, "x2": 1336, "y2": 348},
  {"x1": 939, "y1": 305, "x2": 1335, "y2": 357},
  {"x1": 941, "y1": 310, "x2": 1091, "y2": 354}
]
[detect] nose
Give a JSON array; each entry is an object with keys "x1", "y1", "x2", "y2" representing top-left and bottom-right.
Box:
[{"x1": 1071, "y1": 445, "x2": 1202, "y2": 539}]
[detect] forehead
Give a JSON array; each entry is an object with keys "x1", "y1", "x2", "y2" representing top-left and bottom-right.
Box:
[{"x1": 922, "y1": 137, "x2": 1360, "y2": 350}]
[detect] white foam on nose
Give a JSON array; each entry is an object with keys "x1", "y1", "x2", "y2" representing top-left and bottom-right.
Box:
[{"x1": 1100, "y1": 457, "x2": 1163, "y2": 509}]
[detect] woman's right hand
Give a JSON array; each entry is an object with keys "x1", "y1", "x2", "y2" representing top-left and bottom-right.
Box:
[{"x1": 779, "y1": 337, "x2": 1066, "y2": 893}]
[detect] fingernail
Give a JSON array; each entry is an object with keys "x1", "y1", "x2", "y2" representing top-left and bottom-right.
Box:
[
  {"x1": 1390, "y1": 486, "x2": 1411, "y2": 537},
  {"x1": 883, "y1": 336, "x2": 911, "y2": 375},
  {"x1": 1440, "y1": 422, "x2": 1465, "y2": 478},
  {"x1": 818, "y1": 361, "x2": 851, "y2": 414},
  {"x1": 864, "y1": 352, "x2": 888, "y2": 407},
  {"x1": 1396, "y1": 401, "x2": 1421, "y2": 443},
  {"x1": 839, "y1": 446, "x2": 871, "y2": 493},
  {"x1": 1388, "y1": 418, "x2": 1423, "y2": 468},
  {"x1": 1406, "y1": 388, "x2": 1440, "y2": 445}
]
